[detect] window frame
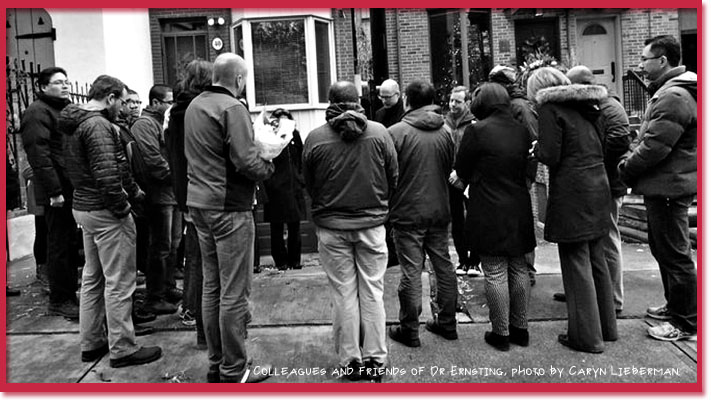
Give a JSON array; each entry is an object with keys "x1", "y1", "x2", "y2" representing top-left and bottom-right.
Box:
[{"x1": 232, "y1": 15, "x2": 336, "y2": 111}]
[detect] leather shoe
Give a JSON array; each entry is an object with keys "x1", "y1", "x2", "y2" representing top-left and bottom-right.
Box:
[
  {"x1": 134, "y1": 323, "x2": 154, "y2": 336},
  {"x1": 133, "y1": 309, "x2": 156, "y2": 324},
  {"x1": 557, "y1": 334, "x2": 603, "y2": 354},
  {"x1": 143, "y1": 299, "x2": 178, "y2": 315},
  {"x1": 425, "y1": 319, "x2": 458, "y2": 340},
  {"x1": 484, "y1": 331, "x2": 510, "y2": 351},
  {"x1": 509, "y1": 325, "x2": 529, "y2": 347},
  {"x1": 166, "y1": 287, "x2": 183, "y2": 304},
  {"x1": 553, "y1": 292, "x2": 566, "y2": 302},
  {"x1": 388, "y1": 325, "x2": 421, "y2": 347},
  {"x1": 109, "y1": 346, "x2": 162, "y2": 368},
  {"x1": 81, "y1": 344, "x2": 109, "y2": 362}
]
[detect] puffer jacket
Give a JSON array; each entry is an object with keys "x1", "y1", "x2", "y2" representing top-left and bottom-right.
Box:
[
  {"x1": 389, "y1": 105, "x2": 454, "y2": 229},
  {"x1": 20, "y1": 93, "x2": 72, "y2": 204},
  {"x1": 60, "y1": 104, "x2": 140, "y2": 218},
  {"x1": 619, "y1": 67, "x2": 696, "y2": 197},
  {"x1": 535, "y1": 84, "x2": 610, "y2": 243},
  {"x1": 304, "y1": 107, "x2": 398, "y2": 231}
]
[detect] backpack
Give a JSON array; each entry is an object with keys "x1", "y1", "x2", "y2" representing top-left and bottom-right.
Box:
[{"x1": 116, "y1": 124, "x2": 150, "y2": 190}]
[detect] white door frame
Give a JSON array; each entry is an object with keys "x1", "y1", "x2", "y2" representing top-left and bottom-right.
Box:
[{"x1": 575, "y1": 14, "x2": 623, "y2": 97}]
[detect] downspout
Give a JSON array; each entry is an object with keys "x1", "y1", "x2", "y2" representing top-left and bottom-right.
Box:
[{"x1": 395, "y1": 8, "x2": 402, "y2": 82}]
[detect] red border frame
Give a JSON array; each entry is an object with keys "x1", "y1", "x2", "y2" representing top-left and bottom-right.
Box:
[{"x1": 1, "y1": 0, "x2": 703, "y2": 393}]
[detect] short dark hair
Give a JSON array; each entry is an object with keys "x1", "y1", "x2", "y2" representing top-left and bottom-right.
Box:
[
  {"x1": 405, "y1": 80, "x2": 435, "y2": 110},
  {"x1": 37, "y1": 67, "x2": 67, "y2": 87},
  {"x1": 148, "y1": 84, "x2": 173, "y2": 103},
  {"x1": 450, "y1": 85, "x2": 471, "y2": 102},
  {"x1": 87, "y1": 75, "x2": 126, "y2": 101},
  {"x1": 328, "y1": 81, "x2": 359, "y2": 103},
  {"x1": 645, "y1": 35, "x2": 681, "y2": 67}
]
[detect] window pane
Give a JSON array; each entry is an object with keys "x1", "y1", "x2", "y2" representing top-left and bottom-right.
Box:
[
  {"x1": 251, "y1": 19, "x2": 308, "y2": 105},
  {"x1": 195, "y1": 35, "x2": 207, "y2": 59},
  {"x1": 234, "y1": 25, "x2": 244, "y2": 57},
  {"x1": 164, "y1": 36, "x2": 177, "y2": 86},
  {"x1": 315, "y1": 21, "x2": 332, "y2": 103}
]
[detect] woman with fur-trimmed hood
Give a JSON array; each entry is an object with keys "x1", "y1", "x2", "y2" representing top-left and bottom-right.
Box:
[{"x1": 528, "y1": 67, "x2": 617, "y2": 354}]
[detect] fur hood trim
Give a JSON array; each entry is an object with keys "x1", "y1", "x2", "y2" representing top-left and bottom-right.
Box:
[{"x1": 535, "y1": 84, "x2": 607, "y2": 105}]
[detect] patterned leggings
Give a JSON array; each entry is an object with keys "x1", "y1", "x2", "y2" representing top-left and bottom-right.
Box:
[{"x1": 480, "y1": 255, "x2": 530, "y2": 336}]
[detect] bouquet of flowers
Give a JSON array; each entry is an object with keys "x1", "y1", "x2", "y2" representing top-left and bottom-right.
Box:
[{"x1": 254, "y1": 108, "x2": 293, "y2": 161}]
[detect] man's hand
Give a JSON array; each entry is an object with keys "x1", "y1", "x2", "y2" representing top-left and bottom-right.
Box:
[
  {"x1": 449, "y1": 171, "x2": 465, "y2": 190},
  {"x1": 49, "y1": 194, "x2": 65, "y2": 208}
]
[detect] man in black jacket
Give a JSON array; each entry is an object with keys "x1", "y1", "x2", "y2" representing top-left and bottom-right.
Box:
[
  {"x1": 20, "y1": 67, "x2": 79, "y2": 319},
  {"x1": 387, "y1": 80, "x2": 458, "y2": 348}
]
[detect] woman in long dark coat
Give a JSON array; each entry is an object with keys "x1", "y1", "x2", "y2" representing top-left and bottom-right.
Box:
[
  {"x1": 528, "y1": 67, "x2": 617, "y2": 353},
  {"x1": 455, "y1": 83, "x2": 536, "y2": 351},
  {"x1": 263, "y1": 108, "x2": 306, "y2": 270}
]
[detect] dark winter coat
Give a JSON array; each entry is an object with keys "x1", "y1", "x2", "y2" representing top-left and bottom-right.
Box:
[
  {"x1": 20, "y1": 93, "x2": 72, "y2": 205},
  {"x1": 598, "y1": 95, "x2": 632, "y2": 198},
  {"x1": 509, "y1": 87, "x2": 539, "y2": 183},
  {"x1": 263, "y1": 129, "x2": 306, "y2": 223},
  {"x1": 185, "y1": 86, "x2": 274, "y2": 211},
  {"x1": 389, "y1": 105, "x2": 454, "y2": 229},
  {"x1": 374, "y1": 98, "x2": 405, "y2": 128},
  {"x1": 535, "y1": 84, "x2": 610, "y2": 243},
  {"x1": 60, "y1": 105, "x2": 141, "y2": 218},
  {"x1": 444, "y1": 108, "x2": 475, "y2": 158},
  {"x1": 132, "y1": 107, "x2": 175, "y2": 205},
  {"x1": 303, "y1": 108, "x2": 398, "y2": 230},
  {"x1": 165, "y1": 92, "x2": 194, "y2": 212},
  {"x1": 456, "y1": 105, "x2": 535, "y2": 257},
  {"x1": 619, "y1": 67, "x2": 697, "y2": 198}
]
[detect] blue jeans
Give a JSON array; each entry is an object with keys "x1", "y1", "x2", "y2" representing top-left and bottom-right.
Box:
[
  {"x1": 73, "y1": 210, "x2": 140, "y2": 359},
  {"x1": 393, "y1": 225, "x2": 457, "y2": 337},
  {"x1": 317, "y1": 225, "x2": 388, "y2": 366},
  {"x1": 645, "y1": 195, "x2": 697, "y2": 333},
  {"x1": 190, "y1": 208, "x2": 253, "y2": 380}
]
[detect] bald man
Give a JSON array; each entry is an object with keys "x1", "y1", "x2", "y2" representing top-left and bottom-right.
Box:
[
  {"x1": 185, "y1": 52, "x2": 274, "y2": 383},
  {"x1": 562, "y1": 65, "x2": 631, "y2": 315},
  {"x1": 374, "y1": 79, "x2": 405, "y2": 128}
]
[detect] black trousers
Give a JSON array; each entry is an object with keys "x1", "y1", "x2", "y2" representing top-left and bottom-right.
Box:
[{"x1": 45, "y1": 203, "x2": 79, "y2": 304}]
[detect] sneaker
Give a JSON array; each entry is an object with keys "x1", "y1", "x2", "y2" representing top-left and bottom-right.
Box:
[
  {"x1": 181, "y1": 309, "x2": 197, "y2": 326},
  {"x1": 143, "y1": 299, "x2": 178, "y2": 315},
  {"x1": 425, "y1": 319, "x2": 458, "y2": 340},
  {"x1": 48, "y1": 300, "x2": 79, "y2": 320},
  {"x1": 455, "y1": 265, "x2": 467, "y2": 276},
  {"x1": 646, "y1": 304, "x2": 673, "y2": 321},
  {"x1": 81, "y1": 344, "x2": 109, "y2": 362},
  {"x1": 109, "y1": 346, "x2": 162, "y2": 368},
  {"x1": 387, "y1": 325, "x2": 421, "y2": 347},
  {"x1": 467, "y1": 264, "x2": 484, "y2": 277},
  {"x1": 648, "y1": 322, "x2": 696, "y2": 342}
]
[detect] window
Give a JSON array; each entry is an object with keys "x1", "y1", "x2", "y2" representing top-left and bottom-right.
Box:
[
  {"x1": 161, "y1": 19, "x2": 209, "y2": 88},
  {"x1": 233, "y1": 16, "x2": 335, "y2": 109},
  {"x1": 582, "y1": 24, "x2": 607, "y2": 36}
]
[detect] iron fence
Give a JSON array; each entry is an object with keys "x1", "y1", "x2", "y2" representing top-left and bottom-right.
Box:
[{"x1": 622, "y1": 69, "x2": 649, "y2": 119}]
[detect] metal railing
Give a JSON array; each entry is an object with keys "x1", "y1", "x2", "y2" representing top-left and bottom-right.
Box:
[{"x1": 622, "y1": 70, "x2": 649, "y2": 119}]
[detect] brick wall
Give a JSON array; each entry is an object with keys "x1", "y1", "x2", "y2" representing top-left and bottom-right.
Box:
[
  {"x1": 333, "y1": 8, "x2": 355, "y2": 82},
  {"x1": 393, "y1": 9, "x2": 431, "y2": 88},
  {"x1": 620, "y1": 9, "x2": 679, "y2": 72},
  {"x1": 491, "y1": 10, "x2": 516, "y2": 67},
  {"x1": 148, "y1": 8, "x2": 231, "y2": 85}
]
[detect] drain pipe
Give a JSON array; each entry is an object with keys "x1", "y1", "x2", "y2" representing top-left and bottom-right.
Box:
[{"x1": 395, "y1": 8, "x2": 403, "y2": 82}]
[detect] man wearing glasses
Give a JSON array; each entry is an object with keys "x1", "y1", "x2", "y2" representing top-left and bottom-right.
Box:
[
  {"x1": 131, "y1": 84, "x2": 182, "y2": 316},
  {"x1": 20, "y1": 67, "x2": 81, "y2": 319},
  {"x1": 619, "y1": 35, "x2": 697, "y2": 342},
  {"x1": 374, "y1": 79, "x2": 405, "y2": 129}
]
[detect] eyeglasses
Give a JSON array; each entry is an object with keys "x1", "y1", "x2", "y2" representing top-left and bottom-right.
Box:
[
  {"x1": 378, "y1": 93, "x2": 398, "y2": 100},
  {"x1": 126, "y1": 100, "x2": 142, "y2": 106},
  {"x1": 119, "y1": 98, "x2": 128, "y2": 106},
  {"x1": 157, "y1": 99, "x2": 175, "y2": 105},
  {"x1": 641, "y1": 54, "x2": 664, "y2": 62},
  {"x1": 48, "y1": 80, "x2": 70, "y2": 86}
]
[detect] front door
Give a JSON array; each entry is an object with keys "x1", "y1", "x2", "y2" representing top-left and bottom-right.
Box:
[{"x1": 577, "y1": 17, "x2": 618, "y2": 92}]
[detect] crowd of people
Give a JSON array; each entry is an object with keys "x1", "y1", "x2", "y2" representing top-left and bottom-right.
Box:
[{"x1": 13, "y1": 34, "x2": 696, "y2": 382}]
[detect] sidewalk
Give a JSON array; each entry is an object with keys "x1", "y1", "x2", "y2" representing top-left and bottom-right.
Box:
[{"x1": 5, "y1": 239, "x2": 698, "y2": 384}]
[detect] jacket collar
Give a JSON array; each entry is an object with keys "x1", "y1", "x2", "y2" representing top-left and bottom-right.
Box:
[
  {"x1": 648, "y1": 66, "x2": 687, "y2": 95},
  {"x1": 37, "y1": 93, "x2": 71, "y2": 110},
  {"x1": 205, "y1": 85, "x2": 236, "y2": 98}
]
